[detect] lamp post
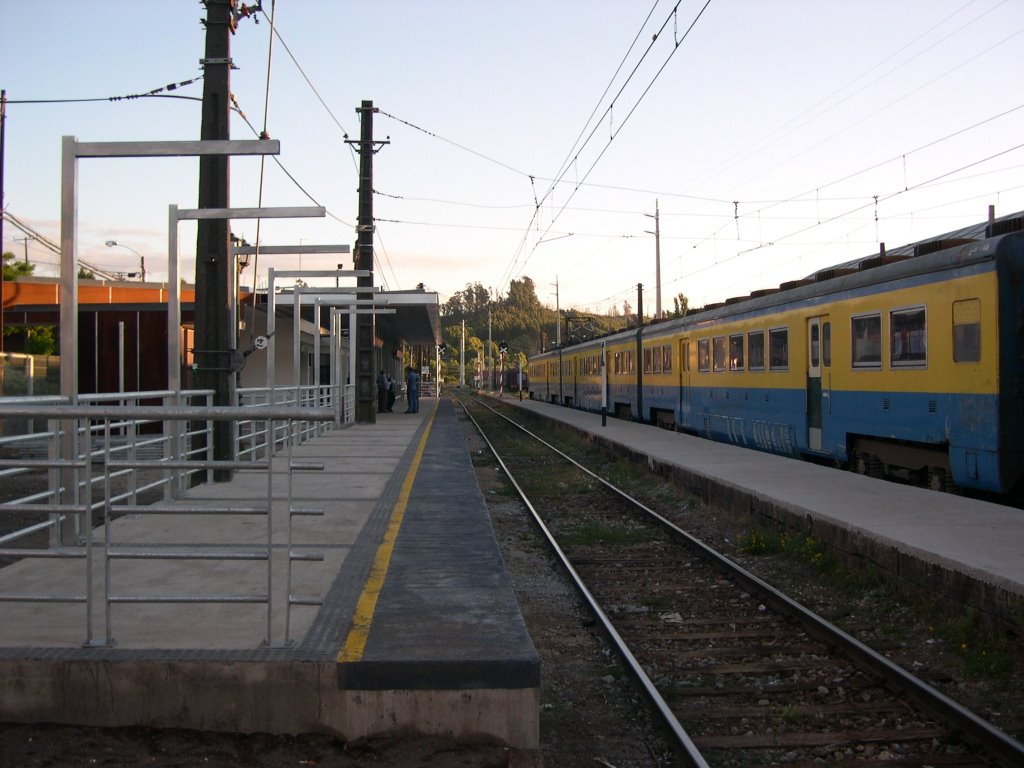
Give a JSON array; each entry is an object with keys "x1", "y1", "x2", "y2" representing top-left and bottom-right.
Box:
[{"x1": 105, "y1": 240, "x2": 147, "y2": 281}]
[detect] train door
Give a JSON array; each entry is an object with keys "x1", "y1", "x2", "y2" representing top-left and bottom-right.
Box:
[
  {"x1": 571, "y1": 354, "x2": 578, "y2": 407},
  {"x1": 678, "y1": 337, "x2": 691, "y2": 430},
  {"x1": 806, "y1": 316, "x2": 830, "y2": 452}
]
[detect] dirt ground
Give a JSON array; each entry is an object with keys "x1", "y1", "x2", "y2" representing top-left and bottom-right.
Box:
[{"x1": 0, "y1": 726, "x2": 533, "y2": 767}]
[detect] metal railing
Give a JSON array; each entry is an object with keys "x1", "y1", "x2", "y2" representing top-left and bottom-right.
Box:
[
  {"x1": 0, "y1": 390, "x2": 215, "y2": 545},
  {"x1": 0, "y1": 394, "x2": 339, "y2": 647},
  {"x1": 237, "y1": 383, "x2": 354, "y2": 459}
]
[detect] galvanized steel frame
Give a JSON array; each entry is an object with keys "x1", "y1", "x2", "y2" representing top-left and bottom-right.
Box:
[{"x1": 0, "y1": 398, "x2": 335, "y2": 648}]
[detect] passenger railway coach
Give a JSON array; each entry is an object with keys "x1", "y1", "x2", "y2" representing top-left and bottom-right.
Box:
[{"x1": 529, "y1": 213, "x2": 1024, "y2": 497}]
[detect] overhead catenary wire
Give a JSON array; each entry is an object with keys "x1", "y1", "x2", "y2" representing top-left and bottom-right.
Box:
[
  {"x1": 678, "y1": 0, "x2": 1006, "y2": 194},
  {"x1": 518, "y1": 3, "x2": 1022, "y2": 315},
  {"x1": 499, "y1": 0, "x2": 715, "y2": 295},
  {"x1": 245, "y1": 0, "x2": 278, "y2": 345},
  {"x1": 255, "y1": 3, "x2": 360, "y2": 178},
  {"x1": 588, "y1": 143, "x2": 1024, "y2": 315}
]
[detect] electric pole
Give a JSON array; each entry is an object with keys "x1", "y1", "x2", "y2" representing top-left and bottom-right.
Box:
[
  {"x1": 194, "y1": 0, "x2": 234, "y2": 476},
  {"x1": 347, "y1": 100, "x2": 388, "y2": 423},
  {"x1": 644, "y1": 200, "x2": 661, "y2": 319},
  {"x1": 15, "y1": 236, "x2": 34, "y2": 262}
]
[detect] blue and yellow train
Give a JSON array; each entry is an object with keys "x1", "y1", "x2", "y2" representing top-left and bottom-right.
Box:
[{"x1": 529, "y1": 212, "x2": 1024, "y2": 497}]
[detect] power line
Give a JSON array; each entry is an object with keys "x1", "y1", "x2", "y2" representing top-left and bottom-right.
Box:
[
  {"x1": 501, "y1": 0, "x2": 715, "y2": 293},
  {"x1": 244, "y1": 4, "x2": 360, "y2": 180},
  {"x1": 543, "y1": 0, "x2": 664, "y2": 206},
  {"x1": 681, "y1": 102, "x2": 1024, "y2": 256},
  {"x1": 3, "y1": 76, "x2": 204, "y2": 105},
  {"x1": 377, "y1": 109, "x2": 532, "y2": 179},
  {"x1": 3, "y1": 210, "x2": 122, "y2": 280},
  {"x1": 677, "y1": 0, "x2": 1003, "y2": 194},
  {"x1": 231, "y1": 95, "x2": 354, "y2": 229},
  {"x1": 256, "y1": 5, "x2": 354, "y2": 145},
  {"x1": 501, "y1": 2, "x2": 680, "y2": 291}
]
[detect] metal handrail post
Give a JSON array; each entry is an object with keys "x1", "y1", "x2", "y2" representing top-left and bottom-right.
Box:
[
  {"x1": 266, "y1": 417, "x2": 278, "y2": 647},
  {"x1": 101, "y1": 420, "x2": 113, "y2": 646},
  {"x1": 283, "y1": 422, "x2": 295, "y2": 646}
]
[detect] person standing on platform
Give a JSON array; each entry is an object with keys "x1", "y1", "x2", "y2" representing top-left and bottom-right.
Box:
[
  {"x1": 405, "y1": 366, "x2": 420, "y2": 413},
  {"x1": 377, "y1": 369, "x2": 389, "y2": 414},
  {"x1": 386, "y1": 373, "x2": 396, "y2": 412}
]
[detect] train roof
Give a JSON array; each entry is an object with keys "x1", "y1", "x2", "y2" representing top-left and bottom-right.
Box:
[
  {"x1": 647, "y1": 210, "x2": 1024, "y2": 324},
  {"x1": 811, "y1": 209, "x2": 1024, "y2": 276},
  {"x1": 532, "y1": 210, "x2": 1024, "y2": 358}
]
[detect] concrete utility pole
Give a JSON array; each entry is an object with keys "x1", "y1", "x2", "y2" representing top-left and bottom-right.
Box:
[
  {"x1": 644, "y1": 200, "x2": 661, "y2": 319},
  {"x1": 347, "y1": 100, "x2": 388, "y2": 423},
  {"x1": 553, "y1": 276, "x2": 560, "y2": 346},
  {"x1": 194, "y1": 0, "x2": 234, "y2": 476}
]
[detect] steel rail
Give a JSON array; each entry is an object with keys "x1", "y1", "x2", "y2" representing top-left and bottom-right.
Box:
[
  {"x1": 458, "y1": 397, "x2": 711, "y2": 768},
  {"x1": 473, "y1": 395, "x2": 1024, "y2": 768}
]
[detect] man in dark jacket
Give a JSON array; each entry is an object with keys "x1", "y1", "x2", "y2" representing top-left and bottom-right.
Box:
[
  {"x1": 377, "y1": 370, "x2": 388, "y2": 413},
  {"x1": 405, "y1": 367, "x2": 420, "y2": 413}
]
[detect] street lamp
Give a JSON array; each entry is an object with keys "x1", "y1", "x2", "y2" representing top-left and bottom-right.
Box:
[{"x1": 105, "y1": 240, "x2": 147, "y2": 281}]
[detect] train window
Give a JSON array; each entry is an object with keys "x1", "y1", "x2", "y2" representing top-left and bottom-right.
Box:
[
  {"x1": 890, "y1": 307, "x2": 926, "y2": 367},
  {"x1": 823, "y1": 322, "x2": 831, "y2": 367},
  {"x1": 698, "y1": 339, "x2": 710, "y2": 372},
  {"x1": 662, "y1": 345, "x2": 672, "y2": 373},
  {"x1": 953, "y1": 299, "x2": 981, "y2": 363},
  {"x1": 810, "y1": 323, "x2": 820, "y2": 367},
  {"x1": 613, "y1": 352, "x2": 621, "y2": 375},
  {"x1": 729, "y1": 334, "x2": 744, "y2": 371},
  {"x1": 769, "y1": 328, "x2": 789, "y2": 370},
  {"x1": 652, "y1": 346, "x2": 662, "y2": 374},
  {"x1": 713, "y1": 337, "x2": 727, "y2": 372},
  {"x1": 852, "y1": 314, "x2": 882, "y2": 368},
  {"x1": 627, "y1": 350, "x2": 635, "y2": 374},
  {"x1": 643, "y1": 347, "x2": 652, "y2": 374},
  {"x1": 748, "y1": 331, "x2": 765, "y2": 370}
]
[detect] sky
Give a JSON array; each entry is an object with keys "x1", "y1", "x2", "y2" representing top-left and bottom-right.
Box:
[{"x1": 2, "y1": 0, "x2": 1023, "y2": 316}]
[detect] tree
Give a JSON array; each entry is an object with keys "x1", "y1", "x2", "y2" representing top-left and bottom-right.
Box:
[
  {"x1": 2, "y1": 250, "x2": 34, "y2": 281},
  {"x1": 3, "y1": 252, "x2": 58, "y2": 354},
  {"x1": 671, "y1": 293, "x2": 689, "y2": 318},
  {"x1": 25, "y1": 326, "x2": 57, "y2": 355}
]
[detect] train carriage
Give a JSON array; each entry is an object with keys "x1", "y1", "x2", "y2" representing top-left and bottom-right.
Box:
[{"x1": 529, "y1": 214, "x2": 1024, "y2": 496}]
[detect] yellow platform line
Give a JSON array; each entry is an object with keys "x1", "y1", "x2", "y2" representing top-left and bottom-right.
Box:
[{"x1": 337, "y1": 404, "x2": 437, "y2": 663}]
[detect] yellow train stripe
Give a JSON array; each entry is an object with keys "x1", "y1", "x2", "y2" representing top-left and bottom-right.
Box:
[{"x1": 337, "y1": 405, "x2": 437, "y2": 663}]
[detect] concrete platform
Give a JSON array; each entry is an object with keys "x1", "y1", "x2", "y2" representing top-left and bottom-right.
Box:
[
  {"x1": 0, "y1": 398, "x2": 540, "y2": 748},
  {"x1": 503, "y1": 395, "x2": 1024, "y2": 635}
]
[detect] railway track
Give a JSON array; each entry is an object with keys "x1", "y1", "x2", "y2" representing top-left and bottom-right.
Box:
[{"x1": 459, "y1": 394, "x2": 1024, "y2": 768}]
